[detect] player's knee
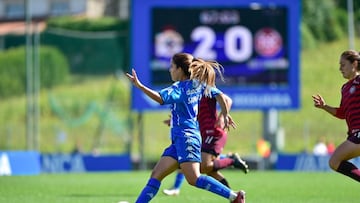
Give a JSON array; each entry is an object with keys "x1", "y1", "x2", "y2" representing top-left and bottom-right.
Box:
[
  {"x1": 200, "y1": 165, "x2": 211, "y2": 174},
  {"x1": 328, "y1": 157, "x2": 339, "y2": 171}
]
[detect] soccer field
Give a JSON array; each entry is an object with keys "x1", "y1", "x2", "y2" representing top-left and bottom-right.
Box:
[{"x1": 0, "y1": 170, "x2": 358, "y2": 203}]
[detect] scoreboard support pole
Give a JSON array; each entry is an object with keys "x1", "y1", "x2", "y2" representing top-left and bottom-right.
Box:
[
  {"x1": 137, "y1": 112, "x2": 147, "y2": 170},
  {"x1": 262, "y1": 109, "x2": 280, "y2": 168}
]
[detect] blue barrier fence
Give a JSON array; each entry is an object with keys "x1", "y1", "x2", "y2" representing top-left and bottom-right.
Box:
[
  {"x1": 41, "y1": 153, "x2": 132, "y2": 173},
  {"x1": 0, "y1": 151, "x2": 40, "y2": 175},
  {"x1": 0, "y1": 151, "x2": 132, "y2": 176},
  {"x1": 276, "y1": 153, "x2": 360, "y2": 171},
  {"x1": 3, "y1": 151, "x2": 360, "y2": 175}
]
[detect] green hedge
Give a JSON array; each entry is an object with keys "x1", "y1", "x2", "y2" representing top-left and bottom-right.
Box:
[
  {"x1": 301, "y1": 23, "x2": 317, "y2": 50},
  {"x1": 0, "y1": 46, "x2": 69, "y2": 98},
  {"x1": 46, "y1": 16, "x2": 128, "y2": 31},
  {"x1": 41, "y1": 31, "x2": 128, "y2": 74},
  {"x1": 43, "y1": 16, "x2": 129, "y2": 74}
]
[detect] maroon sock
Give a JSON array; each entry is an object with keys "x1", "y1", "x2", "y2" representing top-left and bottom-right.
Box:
[
  {"x1": 337, "y1": 161, "x2": 360, "y2": 182},
  {"x1": 213, "y1": 158, "x2": 234, "y2": 171}
]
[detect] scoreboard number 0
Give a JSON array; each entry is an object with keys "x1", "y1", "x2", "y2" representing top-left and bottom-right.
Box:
[{"x1": 191, "y1": 25, "x2": 252, "y2": 62}]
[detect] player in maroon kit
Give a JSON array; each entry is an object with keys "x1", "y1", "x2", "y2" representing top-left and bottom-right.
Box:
[
  {"x1": 163, "y1": 94, "x2": 249, "y2": 196},
  {"x1": 312, "y1": 50, "x2": 360, "y2": 182}
]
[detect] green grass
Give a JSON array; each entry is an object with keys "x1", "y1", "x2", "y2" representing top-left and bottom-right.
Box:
[{"x1": 0, "y1": 170, "x2": 358, "y2": 203}]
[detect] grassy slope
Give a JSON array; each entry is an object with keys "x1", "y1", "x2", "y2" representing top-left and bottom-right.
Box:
[
  {"x1": 0, "y1": 75, "x2": 132, "y2": 153},
  {"x1": 0, "y1": 171, "x2": 358, "y2": 203},
  {"x1": 0, "y1": 38, "x2": 358, "y2": 157}
]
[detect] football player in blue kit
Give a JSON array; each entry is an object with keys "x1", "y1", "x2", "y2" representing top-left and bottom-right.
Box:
[{"x1": 126, "y1": 52, "x2": 245, "y2": 203}]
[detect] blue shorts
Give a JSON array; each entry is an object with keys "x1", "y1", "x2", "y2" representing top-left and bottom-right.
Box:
[{"x1": 162, "y1": 128, "x2": 202, "y2": 164}]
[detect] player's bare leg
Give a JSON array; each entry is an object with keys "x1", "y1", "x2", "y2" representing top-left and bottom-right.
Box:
[{"x1": 329, "y1": 140, "x2": 360, "y2": 182}]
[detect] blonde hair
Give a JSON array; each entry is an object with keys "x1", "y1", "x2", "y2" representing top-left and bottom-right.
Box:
[
  {"x1": 189, "y1": 58, "x2": 224, "y2": 96},
  {"x1": 171, "y1": 53, "x2": 225, "y2": 96}
]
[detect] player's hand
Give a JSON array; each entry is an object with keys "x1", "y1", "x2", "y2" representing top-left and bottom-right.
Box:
[
  {"x1": 217, "y1": 113, "x2": 236, "y2": 130},
  {"x1": 226, "y1": 114, "x2": 236, "y2": 130},
  {"x1": 312, "y1": 94, "x2": 326, "y2": 108},
  {"x1": 125, "y1": 69, "x2": 143, "y2": 89}
]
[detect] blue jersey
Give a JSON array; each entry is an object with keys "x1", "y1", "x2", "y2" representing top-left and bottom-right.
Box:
[
  {"x1": 159, "y1": 80, "x2": 221, "y2": 131},
  {"x1": 159, "y1": 79, "x2": 222, "y2": 163}
]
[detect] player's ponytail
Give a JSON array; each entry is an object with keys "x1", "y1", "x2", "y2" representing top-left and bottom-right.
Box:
[
  {"x1": 189, "y1": 58, "x2": 224, "y2": 96},
  {"x1": 171, "y1": 53, "x2": 225, "y2": 96}
]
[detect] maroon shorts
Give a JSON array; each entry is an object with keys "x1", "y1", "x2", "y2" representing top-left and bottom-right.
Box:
[
  {"x1": 347, "y1": 130, "x2": 360, "y2": 144},
  {"x1": 201, "y1": 131, "x2": 227, "y2": 156}
]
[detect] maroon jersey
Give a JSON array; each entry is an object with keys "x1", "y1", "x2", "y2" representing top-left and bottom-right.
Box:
[
  {"x1": 335, "y1": 75, "x2": 360, "y2": 133},
  {"x1": 198, "y1": 96, "x2": 225, "y2": 138}
]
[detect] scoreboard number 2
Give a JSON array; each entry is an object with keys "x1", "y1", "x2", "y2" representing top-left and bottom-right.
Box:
[{"x1": 191, "y1": 25, "x2": 252, "y2": 62}]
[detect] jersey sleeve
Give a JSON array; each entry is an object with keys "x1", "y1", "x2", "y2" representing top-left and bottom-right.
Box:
[
  {"x1": 335, "y1": 107, "x2": 345, "y2": 119},
  {"x1": 159, "y1": 82, "x2": 183, "y2": 105},
  {"x1": 208, "y1": 86, "x2": 222, "y2": 98}
]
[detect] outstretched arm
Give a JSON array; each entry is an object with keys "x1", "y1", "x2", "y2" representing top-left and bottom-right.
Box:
[
  {"x1": 215, "y1": 93, "x2": 236, "y2": 130},
  {"x1": 126, "y1": 69, "x2": 164, "y2": 104},
  {"x1": 222, "y1": 93, "x2": 233, "y2": 111},
  {"x1": 312, "y1": 94, "x2": 337, "y2": 116}
]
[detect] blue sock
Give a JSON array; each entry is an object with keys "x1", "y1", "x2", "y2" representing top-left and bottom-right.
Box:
[
  {"x1": 135, "y1": 178, "x2": 161, "y2": 203},
  {"x1": 195, "y1": 175, "x2": 231, "y2": 199},
  {"x1": 174, "y1": 172, "x2": 185, "y2": 189}
]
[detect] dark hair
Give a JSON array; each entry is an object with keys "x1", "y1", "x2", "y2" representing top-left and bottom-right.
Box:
[
  {"x1": 341, "y1": 50, "x2": 360, "y2": 71},
  {"x1": 172, "y1": 53, "x2": 193, "y2": 78}
]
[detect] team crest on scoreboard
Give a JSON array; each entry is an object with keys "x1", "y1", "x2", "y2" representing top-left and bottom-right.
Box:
[{"x1": 254, "y1": 27, "x2": 282, "y2": 57}]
